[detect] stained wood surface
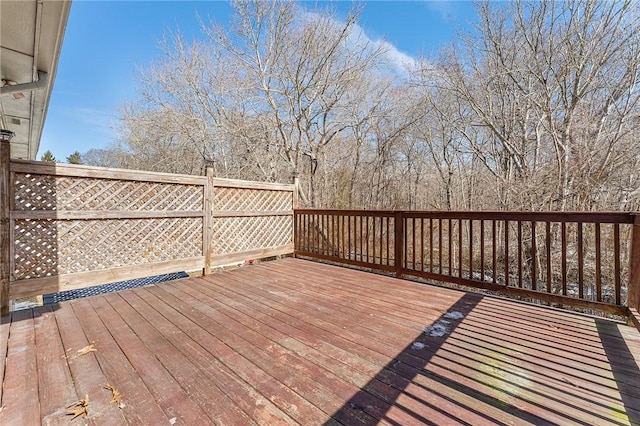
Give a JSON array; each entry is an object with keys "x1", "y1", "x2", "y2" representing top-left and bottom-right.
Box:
[
  {"x1": 1, "y1": 258, "x2": 639, "y2": 425},
  {"x1": 0, "y1": 139, "x2": 10, "y2": 315}
]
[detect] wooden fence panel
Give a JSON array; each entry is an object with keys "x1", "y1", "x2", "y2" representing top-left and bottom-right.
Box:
[
  {"x1": 5, "y1": 161, "x2": 296, "y2": 306},
  {"x1": 208, "y1": 179, "x2": 295, "y2": 267}
]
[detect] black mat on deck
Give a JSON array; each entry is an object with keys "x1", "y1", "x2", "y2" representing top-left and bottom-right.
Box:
[{"x1": 43, "y1": 271, "x2": 189, "y2": 304}]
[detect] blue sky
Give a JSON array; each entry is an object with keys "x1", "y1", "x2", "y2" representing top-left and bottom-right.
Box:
[{"x1": 39, "y1": 1, "x2": 476, "y2": 160}]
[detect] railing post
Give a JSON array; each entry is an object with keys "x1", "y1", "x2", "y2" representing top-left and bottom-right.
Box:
[
  {"x1": 203, "y1": 166, "x2": 214, "y2": 275},
  {"x1": 394, "y1": 211, "x2": 404, "y2": 279},
  {"x1": 628, "y1": 213, "x2": 640, "y2": 327},
  {"x1": 291, "y1": 171, "x2": 299, "y2": 257},
  {"x1": 1, "y1": 130, "x2": 13, "y2": 315}
]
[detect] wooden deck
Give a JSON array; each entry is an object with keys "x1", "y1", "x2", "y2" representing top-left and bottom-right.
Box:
[{"x1": 1, "y1": 258, "x2": 640, "y2": 425}]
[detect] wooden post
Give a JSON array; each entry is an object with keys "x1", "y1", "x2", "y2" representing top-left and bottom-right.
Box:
[
  {"x1": 203, "y1": 166, "x2": 214, "y2": 275},
  {"x1": 1, "y1": 132, "x2": 12, "y2": 315},
  {"x1": 291, "y1": 171, "x2": 299, "y2": 256},
  {"x1": 394, "y1": 211, "x2": 404, "y2": 279},
  {"x1": 628, "y1": 213, "x2": 640, "y2": 328}
]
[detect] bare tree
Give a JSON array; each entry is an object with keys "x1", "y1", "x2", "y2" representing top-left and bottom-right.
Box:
[{"x1": 433, "y1": 0, "x2": 640, "y2": 211}]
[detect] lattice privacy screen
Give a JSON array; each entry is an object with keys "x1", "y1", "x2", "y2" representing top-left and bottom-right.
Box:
[
  {"x1": 9, "y1": 164, "x2": 296, "y2": 295},
  {"x1": 214, "y1": 187, "x2": 292, "y2": 211},
  {"x1": 211, "y1": 186, "x2": 293, "y2": 255},
  {"x1": 14, "y1": 218, "x2": 203, "y2": 280},
  {"x1": 212, "y1": 216, "x2": 292, "y2": 254},
  {"x1": 14, "y1": 173, "x2": 203, "y2": 211},
  {"x1": 12, "y1": 171, "x2": 204, "y2": 280}
]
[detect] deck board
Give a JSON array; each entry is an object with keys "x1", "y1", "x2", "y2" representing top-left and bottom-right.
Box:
[
  {"x1": 70, "y1": 298, "x2": 170, "y2": 424},
  {"x1": 1, "y1": 309, "x2": 40, "y2": 425},
  {"x1": 53, "y1": 300, "x2": 128, "y2": 425},
  {"x1": 1, "y1": 257, "x2": 640, "y2": 425},
  {"x1": 33, "y1": 305, "x2": 79, "y2": 425}
]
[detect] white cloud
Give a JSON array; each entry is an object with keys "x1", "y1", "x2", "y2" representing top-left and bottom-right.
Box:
[
  {"x1": 300, "y1": 9, "x2": 418, "y2": 78},
  {"x1": 349, "y1": 21, "x2": 418, "y2": 77}
]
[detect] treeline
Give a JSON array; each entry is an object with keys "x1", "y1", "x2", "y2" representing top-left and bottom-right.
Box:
[{"x1": 82, "y1": 0, "x2": 640, "y2": 211}]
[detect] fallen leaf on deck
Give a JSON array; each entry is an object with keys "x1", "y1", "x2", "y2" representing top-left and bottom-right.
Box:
[
  {"x1": 77, "y1": 345, "x2": 97, "y2": 355},
  {"x1": 104, "y1": 383, "x2": 123, "y2": 404},
  {"x1": 66, "y1": 395, "x2": 89, "y2": 419}
]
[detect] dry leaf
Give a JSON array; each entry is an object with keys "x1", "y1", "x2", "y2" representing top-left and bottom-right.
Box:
[
  {"x1": 77, "y1": 345, "x2": 97, "y2": 356},
  {"x1": 103, "y1": 383, "x2": 123, "y2": 404},
  {"x1": 66, "y1": 395, "x2": 89, "y2": 419}
]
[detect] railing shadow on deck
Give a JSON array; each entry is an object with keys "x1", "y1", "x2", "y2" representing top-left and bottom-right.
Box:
[
  {"x1": 323, "y1": 293, "x2": 543, "y2": 425},
  {"x1": 596, "y1": 319, "x2": 640, "y2": 424},
  {"x1": 325, "y1": 291, "x2": 640, "y2": 425}
]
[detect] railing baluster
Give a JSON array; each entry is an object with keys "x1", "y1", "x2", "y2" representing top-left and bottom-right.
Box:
[
  {"x1": 458, "y1": 219, "x2": 463, "y2": 278},
  {"x1": 412, "y1": 217, "x2": 416, "y2": 270},
  {"x1": 448, "y1": 219, "x2": 453, "y2": 276},
  {"x1": 595, "y1": 223, "x2": 602, "y2": 302},
  {"x1": 359, "y1": 215, "x2": 363, "y2": 262},
  {"x1": 480, "y1": 220, "x2": 485, "y2": 281},
  {"x1": 546, "y1": 221, "x2": 551, "y2": 293},
  {"x1": 311, "y1": 214, "x2": 315, "y2": 253},
  {"x1": 404, "y1": 215, "x2": 408, "y2": 270},
  {"x1": 429, "y1": 218, "x2": 434, "y2": 273},
  {"x1": 421, "y1": 218, "x2": 425, "y2": 272},
  {"x1": 372, "y1": 216, "x2": 377, "y2": 265},
  {"x1": 614, "y1": 223, "x2": 621, "y2": 305},
  {"x1": 577, "y1": 222, "x2": 584, "y2": 299},
  {"x1": 347, "y1": 215, "x2": 351, "y2": 260},
  {"x1": 364, "y1": 216, "x2": 368, "y2": 263},
  {"x1": 439, "y1": 219, "x2": 443, "y2": 274},
  {"x1": 518, "y1": 220, "x2": 523, "y2": 288},
  {"x1": 386, "y1": 216, "x2": 390, "y2": 266},
  {"x1": 333, "y1": 214, "x2": 337, "y2": 257},
  {"x1": 505, "y1": 220, "x2": 509, "y2": 287},
  {"x1": 531, "y1": 221, "x2": 537, "y2": 291},
  {"x1": 306, "y1": 213, "x2": 309, "y2": 252},
  {"x1": 394, "y1": 212, "x2": 404, "y2": 277},
  {"x1": 492, "y1": 220, "x2": 497, "y2": 283},
  {"x1": 562, "y1": 222, "x2": 567, "y2": 296},
  {"x1": 341, "y1": 214, "x2": 345, "y2": 258},
  {"x1": 469, "y1": 219, "x2": 474, "y2": 279},
  {"x1": 322, "y1": 214, "x2": 326, "y2": 256}
]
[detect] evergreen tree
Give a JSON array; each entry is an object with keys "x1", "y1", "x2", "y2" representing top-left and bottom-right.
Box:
[
  {"x1": 66, "y1": 151, "x2": 82, "y2": 164},
  {"x1": 40, "y1": 150, "x2": 56, "y2": 163}
]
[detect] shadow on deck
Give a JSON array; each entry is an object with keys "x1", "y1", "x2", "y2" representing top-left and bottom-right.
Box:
[{"x1": 1, "y1": 258, "x2": 639, "y2": 425}]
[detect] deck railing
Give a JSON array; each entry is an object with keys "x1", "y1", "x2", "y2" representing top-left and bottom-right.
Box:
[{"x1": 295, "y1": 210, "x2": 640, "y2": 318}]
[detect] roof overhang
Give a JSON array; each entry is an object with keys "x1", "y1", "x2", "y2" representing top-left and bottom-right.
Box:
[{"x1": 1, "y1": 0, "x2": 71, "y2": 159}]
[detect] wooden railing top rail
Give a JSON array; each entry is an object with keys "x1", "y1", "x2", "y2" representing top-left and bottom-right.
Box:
[{"x1": 295, "y1": 209, "x2": 634, "y2": 223}]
